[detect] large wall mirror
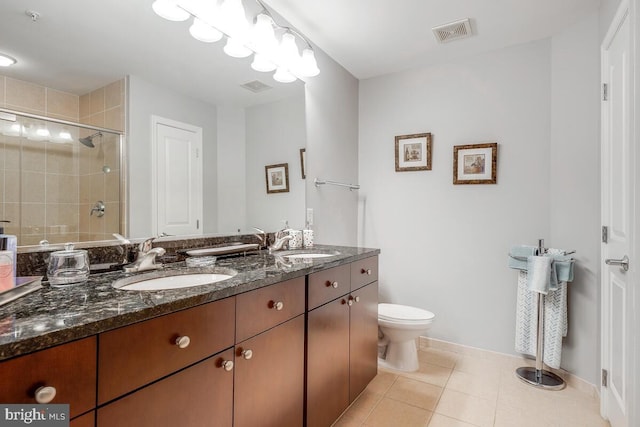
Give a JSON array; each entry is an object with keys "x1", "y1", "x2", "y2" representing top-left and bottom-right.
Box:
[{"x1": 0, "y1": 0, "x2": 307, "y2": 248}]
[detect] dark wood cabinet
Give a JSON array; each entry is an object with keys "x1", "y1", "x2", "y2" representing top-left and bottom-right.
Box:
[
  {"x1": 306, "y1": 256, "x2": 379, "y2": 427},
  {"x1": 97, "y1": 349, "x2": 234, "y2": 427},
  {"x1": 98, "y1": 297, "x2": 235, "y2": 404},
  {"x1": 234, "y1": 315, "x2": 305, "y2": 427},
  {"x1": 70, "y1": 412, "x2": 94, "y2": 427},
  {"x1": 349, "y1": 281, "x2": 379, "y2": 401},
  {"x1": 0, "y1": 336, "x2": 97, "y2": 419},
  {"x1": 306, "y1": 296, "x2": 351, "y2": 427}
]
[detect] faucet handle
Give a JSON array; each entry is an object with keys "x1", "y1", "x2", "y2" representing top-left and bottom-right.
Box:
[{"x1": 138, "y1": 238, "x2": 154, "y2": 254}]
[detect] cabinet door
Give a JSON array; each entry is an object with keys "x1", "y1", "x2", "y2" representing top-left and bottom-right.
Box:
[
  {"x1": 97, "y1": 349, "x2": 234, "y2": 427},
  {"x1": 349, "y1": 281, "x2": 379, "y2": 402},
  {"x1": 306, "y1": 297, "x2": 350, "y2": 427},
  {"x1": 0, "y1": 336, "x2": 96, "y2": 419},
  {"x1": 70, "y1": 411, "x2": 94, "y2": 427},
  {"x1": 234, "y1": 315, "x2": 304, "y2": 427}
]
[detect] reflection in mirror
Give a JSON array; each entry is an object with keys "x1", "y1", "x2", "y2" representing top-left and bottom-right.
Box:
[
  {"x1": 0, "y1": 0, "x2": 308, "y2": 248},
  {"x1": 0, "y1": 108, "x2": 123, "y2": 246}
]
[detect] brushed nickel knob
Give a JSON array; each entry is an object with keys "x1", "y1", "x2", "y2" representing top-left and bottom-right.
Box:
[
  {"x1": 354, "y1": 296, "x2": 361, "y2": 303},
  {"x1": 175, "y1": 336, "x2": 191, "y2": 349},
  {"x1": 347, "y1": 299, "x2": 354, "y2": 306},
  {"x1": 222, "y1": 360, "x2": 234, "y2": 371},
  {"x1": 241, "y1": 349, "x2": 253, "y2": 360},
  {"x1": 330, "y1": 281, "x2": 338, "y2": 288},
  {"x1": 362, "y1": 268, "x2": 372, "y2": 275},
  {"x1": 35, "y1": 386, "x2": 56, "y2": 404},
  {"x1": 272, "y1": 301, "x2": 284, "y2": 311}
]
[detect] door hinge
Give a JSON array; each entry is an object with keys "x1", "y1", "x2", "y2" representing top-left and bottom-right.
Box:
[
  {"x1": 602, "y1": 226, "x2": 609, "y2": 243},
  {"x1": 196, "y1": 219, "x2": 200, "y2": 230},
  {"x1": 602, "y1": 369, "x2": 608, "y2": 387},
  {"x1": 603, "y1": 83, "x2": 608, "y2": 101}
]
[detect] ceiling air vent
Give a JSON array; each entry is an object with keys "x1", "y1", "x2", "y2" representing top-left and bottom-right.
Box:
[
  {"x1": 240, "y1": 80, "x2": 272, "y2": 93},
  {"x1": 432, "y1": 18, "x2": 473, "y2": 43}
]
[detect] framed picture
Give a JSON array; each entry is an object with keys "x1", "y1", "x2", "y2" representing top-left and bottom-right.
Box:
[
  {"x1": 265, "y1": 163, "x2": 290, "y2": 193},
  {"x1": 453, "y1": 143, "x2": 497, "y2": 184},
  {"x1": 395, "y1": 133, "x2": 432, "y2": 172},
  {"x1": 300, "y1": 148, "x2": 306, "y2": 179}
]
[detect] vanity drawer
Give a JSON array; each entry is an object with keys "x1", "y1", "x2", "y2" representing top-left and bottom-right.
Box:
[
  {"x1": 0, "y1": 336, "x2": 97, "y2": 419},
  {"x1": 98, "y1": 296, "x2": 235, "y2": 404},
  {"x1": 236, "y1": 276, "x2": 305, "y2": 342},
  {"x1": 351, "y1": 256, "x2": 379, "y2": 290},
  {"x1": 308, "y1": 264, "x2": 351, "y2": 310}
]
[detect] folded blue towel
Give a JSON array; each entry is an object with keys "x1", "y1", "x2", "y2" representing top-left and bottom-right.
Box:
[
  {"x1": 527, "y1": 255, "x2": 553, "y2": 294},
  {"x1": 508, "y1": 245, "x2": 539, "y2": 270},
  {"x1": 550, "y1": 255, "x2": 574, "y2": 282}
]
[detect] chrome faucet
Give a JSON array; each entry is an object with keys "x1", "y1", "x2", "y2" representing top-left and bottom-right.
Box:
[
  {"x1": 123, "y1": 238, "x2": 166, "y2": 273},
  {"x1": 269, "y1": 230, "x2": 293, "y2": 253},
  {"x1": 253, "y1": 227, "x2": 267, "y2": 250}
]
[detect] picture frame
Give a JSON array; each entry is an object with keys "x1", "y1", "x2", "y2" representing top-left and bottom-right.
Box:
[
  {"x1": 453, "y1": 143, "x2": 498, "y2": 184},
  {"x1": 265, "y1": 163, "x2": 290, "y2": 193},
  {"x1": 300, "y1": 148, "x2": 306, "y2": 179},
  {"x1": 395, "y1": 133, "x2": 432, "y2": 172}
]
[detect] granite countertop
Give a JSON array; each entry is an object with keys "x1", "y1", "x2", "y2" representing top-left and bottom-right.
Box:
[{"x1": 0, "y1": 245, "x2": 379, "y2": 361}]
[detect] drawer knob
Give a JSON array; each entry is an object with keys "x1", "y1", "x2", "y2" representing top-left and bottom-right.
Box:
[
  {"x1": 241, "y1": 349, "x2": 253, "y2": 360},
  {"x1": 330, "y1": 281, "x2": 339, "y2": 288},
  {"x1": 175, "y1": 336, "x2": 191, "y2": 349},
  {"x1": 347, "y1": 298, "x2": 354, "y2": 306},
  {"x1": 222, "y1": 360, "x2": 234, "y2": 371},
  {"x1": 354, "y1": 296, "x2": 361, "y2": 303},
  {"x1": 271, "y1": 301, "x2": 284, "y2": 311},
  {"x1": 362, "y1": 268, "x2": 372, "y2": 275},
  {"x1": 35, "y1": 386, "x2": 56, "y2": 404}
]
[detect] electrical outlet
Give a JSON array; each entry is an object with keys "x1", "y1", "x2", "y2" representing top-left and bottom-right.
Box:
[{"x1": 306, "y1": 208, "x2": 314, "y2": 226}]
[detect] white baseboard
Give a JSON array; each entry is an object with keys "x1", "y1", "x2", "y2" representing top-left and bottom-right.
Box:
[{"x1": 418, "y1": 336, "x2": 599, "y2": 398}]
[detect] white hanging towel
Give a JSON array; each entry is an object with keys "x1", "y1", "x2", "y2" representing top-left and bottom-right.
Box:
[{"x1": 515, "y1": 270, "x2": 568, "y2": 369}]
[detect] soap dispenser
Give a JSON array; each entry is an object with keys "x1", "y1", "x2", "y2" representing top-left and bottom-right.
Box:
[{"x1": 0, "y1": 220, "x2": 17, "y2": 290}]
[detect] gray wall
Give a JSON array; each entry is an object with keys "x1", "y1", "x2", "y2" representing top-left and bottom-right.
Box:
[
  {"x1": 127, "y1": 75, "x2": 218, "y2": 238},
  {"x1": 358, "y1": 12, "x2": 601, "y2": 384},
  {"x1": 304, "y1": 49, "x2": 360, "y2": 246}
]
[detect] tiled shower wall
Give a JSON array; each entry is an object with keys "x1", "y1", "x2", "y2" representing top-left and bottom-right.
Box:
[{"x1": 0, "y1": 75, "x2": 125, "y2": 245}]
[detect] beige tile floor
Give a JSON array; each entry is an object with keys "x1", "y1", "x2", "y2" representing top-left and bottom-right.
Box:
[{"x1": 333, "y1": 346, "x2": 610, "y2": 427}]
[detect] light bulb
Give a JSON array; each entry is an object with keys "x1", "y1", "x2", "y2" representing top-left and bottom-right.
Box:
[
  {"x1": 152, "y1": 0, "x2": 190, "y2": 22},
  {"x1": 219, "y1": 0, "x2": 249, "y2": 39},
  {"x1": 59, "y1": 129, "x2": 72, "y2": 141},
  {"x1": 0, "y1": 53, "x2": 16, "y2": 67},
  {"x1": 224, "y1": 37, "x2": 252, "y2": 58},
  {"x1": 36, "y1": 126, "x2": 50, "y2": 138},
  {"x1": 189, "y1": 17, "x2": 223, "y2": 42},
  {"x1": 252, "y1": 14, "x2": 277, "y2": 55},
  {"x1": 278, "y1": 32, "x2": 301, "y2": 72},
  {"x1": 297, "y1": 49, "x2": 320, "y2": 77},
  {"x1": 251, "y1": 54, "x2": 276, "y2": 72},
  {"x1": 273, "y1": 67, "x2": 297, "y2": 83}
]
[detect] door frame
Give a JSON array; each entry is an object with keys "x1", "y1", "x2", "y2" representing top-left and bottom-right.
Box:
[
  {"x1": 600, "y1": 0, "x2": 637, "y2": 425},
  {"x1": 150, "y1": 115, "x2": 203, "y2": 236}
]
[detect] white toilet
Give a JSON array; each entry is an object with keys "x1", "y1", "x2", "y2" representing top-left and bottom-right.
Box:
[{"x1": 378, "y1": 303, "x2": 435, "y2": 372}]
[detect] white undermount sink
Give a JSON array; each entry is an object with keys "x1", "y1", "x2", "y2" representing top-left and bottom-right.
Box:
[
  {"x1": 278, "y1": 250, "x2": 341, "y2": 259},
  {"x1": 113, "y1": 270, "x2": 236, "y2": 291}
]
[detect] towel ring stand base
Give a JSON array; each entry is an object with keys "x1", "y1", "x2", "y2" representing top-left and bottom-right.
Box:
[{"x1": 515, "y1": 239, "x2": 567, "y2": 391}]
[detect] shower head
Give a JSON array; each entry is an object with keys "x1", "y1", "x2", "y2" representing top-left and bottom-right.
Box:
[{"x1": 79, "y1": 131, "x2": 102, "y2": 148}]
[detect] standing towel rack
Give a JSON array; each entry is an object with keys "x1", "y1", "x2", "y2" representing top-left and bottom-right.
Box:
[
  {"x1": 314, "y1": 178, "x2": 360, "y2": 191},
  {"x1": 515, "y1": 238, "x2": 571, "y2": 390}
]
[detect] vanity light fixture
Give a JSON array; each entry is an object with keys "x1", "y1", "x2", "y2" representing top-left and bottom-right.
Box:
[
  {"x1": 151, "y1": 0, "x2": 320, "y2": 82},
  {"x1": 0, "y1": 53, "x2": 17, "y2": 67}
]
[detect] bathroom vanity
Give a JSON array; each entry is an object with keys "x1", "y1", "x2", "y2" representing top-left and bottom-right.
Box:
[{"x1": 0, "y1": 245, "x2": 379, "y2": 427}]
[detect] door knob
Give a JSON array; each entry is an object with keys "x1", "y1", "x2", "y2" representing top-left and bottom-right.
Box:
[{"x1": 605, "y1": 255, "x2": 629, "y2": 271}]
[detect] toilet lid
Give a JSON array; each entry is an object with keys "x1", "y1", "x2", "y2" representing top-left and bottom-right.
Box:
[{"x1": 378, "y1": 303, "x2": 435, "y2": 322}]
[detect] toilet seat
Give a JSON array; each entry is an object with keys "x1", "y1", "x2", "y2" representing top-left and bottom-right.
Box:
[{"x1": 378, "y1": 303, "x2": 435, "y2": 323}]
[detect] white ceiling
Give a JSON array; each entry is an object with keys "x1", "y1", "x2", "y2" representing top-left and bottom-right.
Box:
[
  {"x1": 265, "y1": 0, "x2": 602, "y2": 79},
  {"x1": 0, "y1": 0, "x2": 601, "y2": 107}
]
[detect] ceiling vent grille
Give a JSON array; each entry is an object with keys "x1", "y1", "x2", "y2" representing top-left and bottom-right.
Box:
[
  {"x1": 432, "y1": 18, "x2": 473, "y2": 43},
  {"x1": 240, "y1": 80, "x2": 272, "y2": 93}
]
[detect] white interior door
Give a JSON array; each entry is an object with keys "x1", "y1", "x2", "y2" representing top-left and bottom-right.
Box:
[
  {"x1": 152, "y1": 116, "x2": 203, "y2": 237},
  {"x1": 601, "y1": 2, "x2": 633, "y2": 426}
]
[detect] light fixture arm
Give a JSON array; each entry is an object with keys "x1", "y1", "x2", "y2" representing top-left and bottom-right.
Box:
[{"x1": 253, "y1": 0, "x2": 314, "y2": 50}]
